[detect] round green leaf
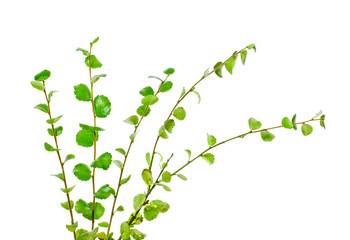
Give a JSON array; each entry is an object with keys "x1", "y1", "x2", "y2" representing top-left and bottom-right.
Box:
[
  {"x1": 73, "y1": 163, "x2": 92, "y2": 181},
  {"x1": 261, "y1": 131, "x2": 275, "y2": 142},
  {"x1": 94, "y1": 95, "x2": 111, "y2": 118},
  {"x1": 165, "y1": 119, "x2": 175, "y2": 133},
  {"x1": 31, "y1": 81, "x2": 45, "y2": 91},
  {"x1": 162, "y1": 171, "x2": 172, "y2": 183},
  {"x1": 201, "y1": 153, "x2": 215, "y2": 165},
  {"x1": 76, "y1": 129, "x2": 95, "y2": 147},
  {"x1": 130, "y1": 229, "x2": 146, "y2": 240},
  {"x1": 74, "y1": 84, "x2": 91, "y2": 102},
  {"x1": 282, "y1": 117, "x2": 293, "y2": 129},
  {"x1": 98, "y1": 222, "x2": 109, "y2": 228},
  {"x1": 48, "y1": 126, "x2": 63, "y2": 136},
  {"x1": 91, "y1": 152, "x2": 112, "y2": 170},
  {"x1": 139, "y1": 86, "x2": 154, "y2": 96},
  {"x1": 84, "y1": 55, "x2": 102, "y2": 69},
  {"x1": 137, "y1": 105, "x2": 151, "y2": 117},
  {"x1": 133, "y1": 193, "x2": 146, "y2": 211},
  {"x1": 160, "y1": 81, "x2": 173, "y2": 93},
  {"x1": 115, "y1": 148, "x2": 126, "y2": 155},
  {"x1": 143, "y1": 205, "x2": 159, "y2": 221},
  {"x1": 141, "y1": 95, "x2": 159, "y2": 105},
  {"x1": 173, "y1": 107, "x2": 186, "y2": 120},
  {"x1": 95, "y1": 184, "x2": 115, "y2": 199},
  {"x1": 142, "y1": 169, "x2": 153, "y2": 186},
  {"x1": 163, "y1": 67, "x2": 175, "y2": 75},
  {"x1": 61, "y1": 200, "x2": 74, "y2": 210},
  {"x1": 301, "y1": 124, "x2": 313, "y2": 136},
  {"x1": 248, "y1": 117, "x2": 262, "y2": 130},
  {"x1": 207, "y1": 134, "x2": 216, "y2": 146},
  {"x1": 150, "y1": 200, "x2": 170, "y2": 213},
  {"x1": 124, "y1": 115, "x2": 139, "y2": 126},
  {"x1": 34, "y1": 104, "x2": 48, "y2": 113},
  {"x1": 34, "y1": 69, "x2": 51, "y2": 81},
  {"x1": 158, "y1": 125, "x2": 169, "y2": 139}
]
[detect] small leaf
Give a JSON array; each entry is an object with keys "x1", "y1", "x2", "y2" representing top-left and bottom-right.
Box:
[
  {"x1": 61, "y1": 200, "x2": 74, "y2": 210},
  {"x1": 142, "y1": 169, "x2": 153, "y2": 186},
  {"x1": 157, "y1": 183, "x2": 171, "y2": 191},
  {"x1": 203, "y1": 68, "x2": 210, "y2": 78},
  {"x1": 116, "y1": 205, "x2": 124, "y2": 212},
  {"x1": 164, "y1": 119, "x2": 175, "y2": 133},
  {"x1": 160, "y1": 81, "x2": 173, "y2": 93},
  {"x1": 65, "y1": 154, "x2": 75, "y2": 163},
  {"x1": 46, "y1": 115, "x2": 63, "y2": 124},
  {"x1": 79, "y1": 123, "x2": 104, "y2": 132},
  {"x1": 133, "y1": 193, "x2": 146, "y2": 211},
  {"x1": 139, "y1": 86, "x2": 154, "y2": 96},
  {"x1": 113, "y1": 160, "x2": 123, "y2": 169},
  {"x1": 261, "y1": 131, "x2": 275, "y2": 142},
  {"x1": 248, "y1": 117, "x2": 262, "y2": 130},
  {"x1": 145, "y1": 152, "x2": 151, "y2": 167},
  {"x1": 136, "y1": 105, "x2": 151, "y2": 117},
  {"x1": 141, "y1": 95, "x2": 159, "y2": 105},
  {"x1": 173, "y1": 107, "x2": 186, "y2": 120},
  {"x1": 48, "y1": 90, "x2": 57, "y2": 101},
  {"x1": 148, "y1": 75, "x2": 163, "y2": 82},
  {"x1": 80, "y1": 228, "x2": 99, "y2": 239},
  {"x1": 313, "y1": 110, "x2": 323, "y2": 119},
  {"x1": 179, "y1": 87, "x2": 186, "y2": 99},
  {"x1": 73, "y1": 163, "x2": 92, "y2": 181},
  {"x1": 74, "y1": 84, "x2": 91, "y2": 102},
  {"x1": 95, "y1": 184, "x2": 115, "y2": 199},
  {"x1": 94, "y1": 95, "x2": 111, "y2": 118},
  {"x1": 34, "y1": 104, "x2": 48, "y2": 113},
  {"x1": 121, "y1": 174, "x2": 131, "y2": 185},
  {"x1": 185, "y1": 149, "x2": 191, "y2": 161},
  {"x1": 207, "y1": 134, "x2": 217, "y2": 146},
  {"x1": 201, "y1": 153, "x2": 215, "y2": 165},
  {"x1": 177, "y1": 174, "x2": 187, "y2": 181},
  {"x1": 158, "y1": 125, "x2": 168, "y2": 139},
  {"x1": 91, "y1": 152, "x2": 112, "y2": 170},
  {"x1": 150, "y1": 200, "x2": 170, "y2": 213},
  {"x1": 44, "y1": 142, "x2": 58, "y2": 152},
  {"x1": 163, "y1": 68, "x2": 175, "y2": 75},
  {"x1": 115, "y1": 148, "x2": 126, "y2": 155},
  {"x1": 34, "y1": 69, "x2": 51, "y2": 81},
  {"x1": 143, "y1": 205, "x2": 159, "y2": 221},
  {"x1": 98, "y1": 222, "x2": 109, "y2": 228},
  {"x1": 31, "y1": 81, "x2": 45, "y2": 91},
  {"x1": 282, "y1": 117, "x2": 293, "y2": 129},
  {"x1": 60, "y1": 185, "x2": 76, "y2": 194},
  {"x1": 241, "y1": 50, "x2": 248, "y2": 65},
  {"x1": 129, "y1": 132, "x2": 138, "y2": 142},
  {"x1": 91, "y1": 36, "x2": 99, "y2": 44},
  {"x1": 292, "y1": 114, "x2": 297, "y2": 130},
  {"x1": 75, "y1": 199, "x2": 105, "y2": 220},
  {"x1": 91, "y1": 73, "x2": 107, "y2": 84},
  {"x1": 120, "y1": 222, "x2": 131, "y2": 240},
  {"x1": 214, "y1": 62, "x2": 223, "y2": 78},
  {"x1": 247, "y1": 44, "x2": 256, "y2": 52},
  {"x1": 47, "y1": 126, "x2": 63, "y2": 136},
  {"x1": 124, "y1": 115, "x2": 139, "y2": 126},
  {"x1": 225, "y1": 53, "x2": 238, "y2": 74},
  {"x1": 51, "y1": 173, "x2": 63, "y2": 181},
  {"x1": 76, "y1": 129, "x2": 96, "y2": 147},
  {"x1": 162, "y1": 171, "x2": 172, "y2": 183},
  {"x1": 76, "y1": 47, "x2": 89, "y2": 56},
  {"x1": 130, "y1": 229, "x2": 146, "y2": 240},
  {"x1": 85, "y1": 55, "x2": 102, "y2": 69},
  {"x1": 66, "y1": 221, "x2": 78, "y2": 232},
  {"x1": 193, "y1": 90, "x2": 201, "y2": 104},
  {"x1": 320, "y1": 114, "x2": 326, "y2": 129},
  {"x1": 301, "y1": 124, "x2": 313, "y2": 136}
]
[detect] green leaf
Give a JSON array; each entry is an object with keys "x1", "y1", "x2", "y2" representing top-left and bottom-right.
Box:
[
  {"x1": 141, "y1": 95, "x2": 159, "y2": 105},
  {"x1": 214, "y1": 61, "x2": 223, "y2": 78},
  {"x1": 91, "y1": 152, "x2": 112, "y2": 170},
  {"x1": 301, "y1": 124, "x2": 313, "y2": 136},
  {"x1": 164, "y1": 119, "x2": 175, "y2": 133},
  {"x1": 121, "y1": 174, "x2": 131, "y2": 185},
  {"x1": 158, "y1": 125, "x2": 168, "y2": 139},
  {"x1": 207, "y1": 134, "x2": 216, "y2": 146},
  {"x1": 76, "y1": 129, "x2": 96, "y2": 147},
  {"x1": 173, "y1": 107, "x2": 186, "y2": 120},
  {"x1": 157, "y1": 183, "x2": 171, "y2": 191},
  {"x1": 85, "y1": 55, "x2": 102, "y2": 69},
  {"x1": 48, "y1": 126, "x2": 63, "y2": 136},
  {"x1": 113, "y1": 160, "x2": 123, "y2": 169},
  {"x1": 44, "y1": 142, "x2": 58, "y2": 152},
  {"x1": 203, "y1": 68, "x2": 210, "y2": 78},
  {"x1": 46, "y1": 115, "x2": 63, "y2": 124},
  {"x1": 31, "y1": 81, "x2": 45, "y2": 91},
  {"x1": 282, "y1": 117, "x2": 293, "y2": 129},
  {"x1": 248, "y1": 117, "x2": 262, "y2": 130},
  {"x1": 241, "y1": 50, "x2": 248, "y2": 65},
  {"x1": 66, "y1": 221, "x2": 78, "y2": 232},
  {"x1": 73, "y1": 163, "x2": 92, "y2": 181},
  {"x1": 61, "y1": 200, "x2": 74, "y2": 210},
  {"x1": 91, "y1": 36, "x2": 99, "y2": 44},
  {"x1": 80, "y1": 228, "x2": 99, "y2": 240},
  {"x1": 142, "y1": 169, "x2": 153, "y2": 186},
  {"x1": 128, "y1": 212, "x2": 143, "y2": 226},
  {"x1": 79, "y1": 123, "x2": 105, "y2": 132},
  {"x1": 75, "y1": 199, "x2": 105, "y2": 220},
  {"x1": 91, "y1": 73, "x2": 107, "y2": 84},
  {"x1": 177, "y1": 174, "x2": 187, "y2": 181},
  {"x1": 139, "y1": 86, "x2": 154, "y2": 96},
  {"x1": 133, "y1": 193, "x2": 146, "y2": 211},
  {"x1": 130, "y1": 229, "x2": 146, "y2": 240},
  {"x1": 76, "y1": 47, "x2": 90, "y2": 56},
  {"x1": 320, "y1": 114, "x2": 326, "y2": 129},
  {"x1": 201, "y1": 153, "x2": 215, "y2": 165},
  {"x1": 124, "y1": 115, "x2": 139, "y2": 126},
  {"x1": 162, "y1": 171, "x2": 172, "y2": 183},
  {"x1": 136, "y1": 105, "x2": 151, "y2": 117},
  {"x1": 34, "y1": 104, "x2": 48, "y2": 113},
  {"x1": 120, "y1": 222, "x2": 131, "y2": 240},
  {"x1": 51, "y1": 173, "x2": 63, "y2": 181},
  {"x1": 150, "y1": 200, "x2": 170, "y2": 213},
  {"x1": 34, "y1": 69, "x2": 51, "y2": 81},
  {"x1": 160, "y1": 81, "x2": 173, "y2": 93},
  {"x1": 163, "y1": 68, "x2": 175, "y2": 75},
  {"x1": 148, "y1": 75, "x2": 163, "y2": 82},
  {"x1": 95, "y1": 184, "x2": 115, "y2": 199},
  {"x1": 115, "y1": 148, "x2": 126, "y2": 155},
  {"x1": 193, "y1": 90, "x2": 201, "y2": 104},
  {"x1": 129, "y1": 132, "x2": 138, "y2": 141},
  {"x1": 314, "y1": 110, "x2": 323, "y2": 119},
  {"x1": 179, "y1": 87, "x2": 186, "y2": 99},
  {"x1": 116, "y1": 205, "x2": 124, "y2": 212},
  {"x1": 145, "y1": 152, "x2": 151, "y2": 167},
  {"x1": 61, "y1": 185, "x2": 76, "y2": 194},
  {"x1": 225, "y1": 53, "x2": 238, "y2": 74},
  {"x1": 261, "y1": 131, "x2": 275, "y2": 142},
  {"x1": 94, "y1": 95, "x2": 111, "y2": 118},
  {"x1": 48, "y1": 90, "x2": 57, "y2": 101},
  {"x1": 292, "y1": 114, "x2": 297, "y2": 130},
  {"x1": 143, "y1": 205, "x2": 159, "y2": 221},
  {"x1": 247, "y1": 44, "x2": 256, "y2": 52},
  {"x1": 98, "y1": 222, "x2": 109, "y2": 228},
  {"x1": 65, "y1": 154, "x2": 75, "y2": 163},
  {"x1": 74, "y1": 84, "x2": 91, "y2": 102},
  {"x1": 185, "y1": 149, "x2": 191, "y2": 160}
]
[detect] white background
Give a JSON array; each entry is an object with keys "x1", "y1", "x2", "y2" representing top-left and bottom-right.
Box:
[{"x1": 1, "y1": 0, "x2": 349, "y2": 239}]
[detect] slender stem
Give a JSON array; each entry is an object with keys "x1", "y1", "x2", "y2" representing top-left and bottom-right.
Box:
[
  {"x1": 105, "y1": 77, "x2": 168, "y2": 239},
  {"x1": 42, "y1": 81, "x2": 77, "y2": 240},
  {"x1": 148, "y1": 46, "x2": 250, "y2": 170}
]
